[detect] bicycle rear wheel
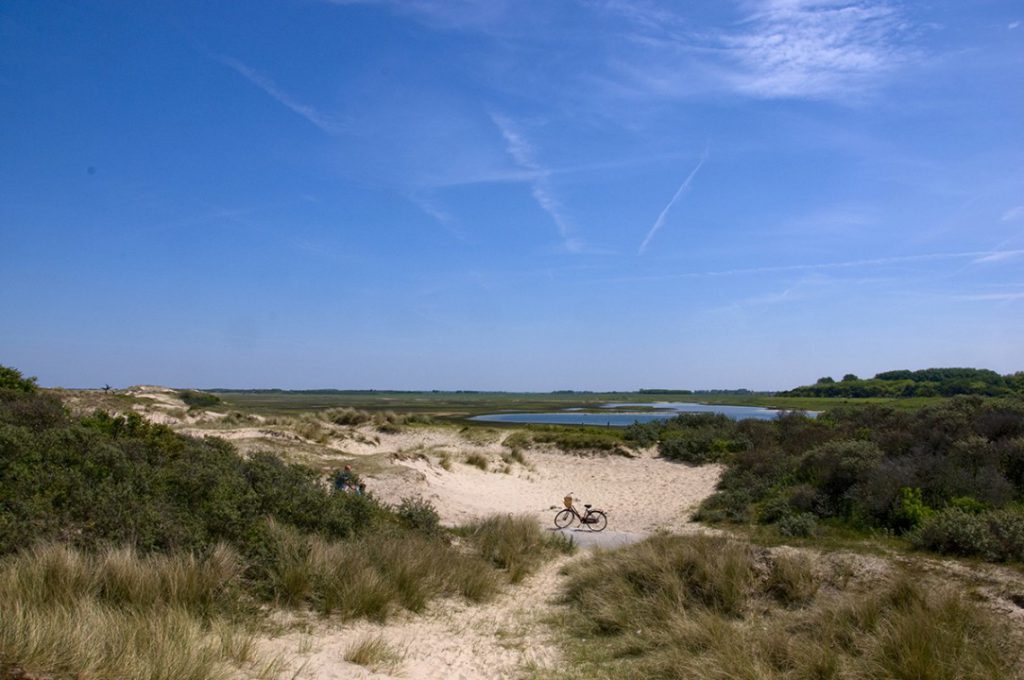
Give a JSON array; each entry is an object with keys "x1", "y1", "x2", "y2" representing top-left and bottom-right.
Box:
[
  {"x1": 554, "y1": 509, "x2": 574, "y2": 529},
  {"x1": 586, "y1": 511, "x2": 607, "y2": 531}
]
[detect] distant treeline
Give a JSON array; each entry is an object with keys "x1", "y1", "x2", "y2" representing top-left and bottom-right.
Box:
[{"x1": 783, "y1": 367, "x2": 1024, "y2": 398}]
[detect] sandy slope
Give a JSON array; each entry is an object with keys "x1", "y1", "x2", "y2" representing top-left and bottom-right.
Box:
[
  {"x1": 115, "y1": 388, "x2": 727, "y2": 678},
  {"x1": 255, "y1": 434, "x2": 723, "y2": 679}
]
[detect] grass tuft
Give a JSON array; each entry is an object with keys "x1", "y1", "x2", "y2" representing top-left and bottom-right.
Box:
[{"x1": 343, "y1": 634, "x2": 406, "y2": 672}]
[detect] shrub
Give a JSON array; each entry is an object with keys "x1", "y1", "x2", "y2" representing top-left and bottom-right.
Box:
[
  {"x1": 395, "y1": 497, "x2": 441, "y2": 535},
  {"x1": 0, "y1": 365, "x2": 37, "y2": 392},
  {"x1": 777, "y1": 513, "x2": 817, "y2": 538},
  {"x1": 890, "y1": 487, "x2": 933, "y2": 533},
  {"x1": 911, "y1": 509, "x2": 996, "y2": 559},
  {"x1": 177, "y1": 390, "x2": 222, "y2": 409}
]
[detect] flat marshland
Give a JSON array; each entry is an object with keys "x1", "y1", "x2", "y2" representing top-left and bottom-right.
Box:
[{"x1": 3, "y1": 374, "x2": 1024, "y2": 678}]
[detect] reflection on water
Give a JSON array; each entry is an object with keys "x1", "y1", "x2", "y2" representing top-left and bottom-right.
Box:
[{"x1": 470, "y1": 401, "x2": 816, "y2": 427}]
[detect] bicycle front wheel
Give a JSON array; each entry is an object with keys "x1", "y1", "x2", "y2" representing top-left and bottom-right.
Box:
[
  {"x1": 586, "y1": 511, "x2": 607, "y2": 531},
  {"x1": 554, "y1": 509, "x2": 574, "y2": 529}
]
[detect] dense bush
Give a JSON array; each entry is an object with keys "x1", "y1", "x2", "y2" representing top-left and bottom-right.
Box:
[
  {"x1": 785, "y1": 367, "x2": 1024, "y2": 398},
  {"x1": 694, "y1": 397, "x2": 1024, "y2": 561},
  {"x1": 911, "y1": 508, "x2": 1024, "y2": 562},
  {"x1": 177, "y1": 390, "x2": 222, "y2": 409},
  {"x1": 0, "y1": 393, "x2": 383, "y2": 558}
]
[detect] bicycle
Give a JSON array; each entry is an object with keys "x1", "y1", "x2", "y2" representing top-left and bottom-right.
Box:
[{"x1": 554, "y1": 493, "x2": 607, "y2": 531}]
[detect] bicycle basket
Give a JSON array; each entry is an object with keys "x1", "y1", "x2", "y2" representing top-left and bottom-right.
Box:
[{"x1": 563, "y1": 495, "x2": 574, "y2": 509}]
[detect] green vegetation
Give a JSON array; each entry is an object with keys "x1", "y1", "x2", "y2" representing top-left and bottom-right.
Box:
[
  {"x1": 0, "y1": 364, "x2": 570, "y2": 679},
  {"x1": 178, "y1": 389, "x2": 223, "y2": 409},
  {"x1": 506, "y1": 425, "x2": 633, "y2": 457},
  {"x1": 552, "y1": 533, "x2": 1019, "y2": 679},
  {"x1": 683, "y1": 397, "x2": 1024, "y2": 562},
  {"x1": 786, "y1": 367, "x2": 1024, "y2": 398},
  {"x1": 460, "y1": 514, "x2": 574, "y2": 584}
]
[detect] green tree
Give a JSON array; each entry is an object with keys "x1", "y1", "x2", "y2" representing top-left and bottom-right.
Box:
[{"x1": 0, "y1": 365, "x2": 37, "y2": 392}]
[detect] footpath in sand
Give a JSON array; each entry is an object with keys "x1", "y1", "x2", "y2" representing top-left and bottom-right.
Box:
[
  {"x1": 109, "y1": 390, "x2": 721, "y2": 679},
  {"x1": 258, "y1": 430, "x2": 723, "y2": 680}
]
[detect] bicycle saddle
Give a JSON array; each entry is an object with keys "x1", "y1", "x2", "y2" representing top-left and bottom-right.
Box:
[{"x1": 584, "y1": 504, "x2": 592, "y2": 509}]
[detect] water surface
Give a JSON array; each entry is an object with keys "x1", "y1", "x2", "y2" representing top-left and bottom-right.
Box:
[{"x1": 470, "y1": 401, "x2": 811, "y2": 427}]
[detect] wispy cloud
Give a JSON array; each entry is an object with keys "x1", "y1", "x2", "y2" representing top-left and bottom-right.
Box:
[
  {"x1": 972, "y1": 250, "x2": 1024, "y2": 264},
  {"x1": 602, "y1": 0, "x2": 915, "y2": 102},
  {"x1": 638, "y1": 145, "x2": 709, "y2": 254},
  {"x1": 611, "y1": 249, "x2": 1024, "y2": 283},
  {"x1": 722, "y1": 0, "x2": 912, "y2": 99},
  {"x1": 219, "y1": 56, "x2": 343, "y2": 135},
  {"x1": 408, "y1": 193, "x2": 467, "y2": 241},
  {"x1": 1002, "y1": 205, "x2": 1024, "y2": 222},
  {"x1": 956, "y1": 291, "x2": 1024, "y2": 302},
  {"x1": 491, "y1": 113, "x2": 583, "y2": 252}
]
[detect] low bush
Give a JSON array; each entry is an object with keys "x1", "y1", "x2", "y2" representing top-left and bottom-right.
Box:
[
  {"x1": 178, "y1": 390, "x2": 222, "y2": 409},
  {"x1": 777, "y1": 513, "x2": 817, "y2": 538},
  {"x1": 395, "y1": 497, "x2": 441, "y2": 535},
  {"x1": 911, "y1": 508, "x2": 1024, "y2": 562}
]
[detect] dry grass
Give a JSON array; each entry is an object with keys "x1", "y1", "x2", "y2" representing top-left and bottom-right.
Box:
[
  {"x1": 262, "y1": 520, "x2": 502, "y2": 619},
  {"x1": 0, "y1": 543, "x2": 258, "y2": 680},
  {"x1": 551, "y1": 534, "x2": 1021, "y2": 679},
  {"x1": 343, "y1": 634, "x2": 406, "y2": 672},
  {"x1": 462, "y1": 514, "x2": 575, "y2": 584},
  {"x1": 464, "y1": 452, "x2": 490, "y2": 471}
]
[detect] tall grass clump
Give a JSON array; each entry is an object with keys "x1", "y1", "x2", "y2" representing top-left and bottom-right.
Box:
[
  {"x1": 257, "y1": 520, "x2": 501, "y2": 620},
  {"x1": 462, "y1": 514, "x2": 574, "y2": 583},
  {"x1": 464, "y1": 452, "x2": 489, "y2": 471},
  {"x1": 343, "y1": 635, "x2": 406, "y2": 673},
  {"x1": 552, "y1": 533, "x2": 1019, "y2": 679},
  {"x1": 0, "y1": 543, "x2": 255, "y2": 680}
]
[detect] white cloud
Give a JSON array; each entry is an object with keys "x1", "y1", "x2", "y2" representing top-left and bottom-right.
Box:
[
  {"x1": 972, "y1": 250, "x2": 1024, "y2": 264},
  {"x1": 722, "y1": 0, "x2": 912, "y2": 99},
  {"x1": 220, "y1": 57, "x2": 344, "y2": 135},
  {"x1": 1009, "y1": 21, "x2": 1020, "y2": 30},
  {"x1": 491, "y1": 113, "x2": 583, "y2": 252},
  {"x1": 602, "y1": 0, "x2": 915, "y2": 101},
  {"x1": 638, "y1": 146, "x2": 708, "y2": 254}
]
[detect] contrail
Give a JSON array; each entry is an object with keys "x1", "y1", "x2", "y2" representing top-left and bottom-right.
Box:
[{"x1": 639, "y1": 145, "x2": 709, "y2": 254}]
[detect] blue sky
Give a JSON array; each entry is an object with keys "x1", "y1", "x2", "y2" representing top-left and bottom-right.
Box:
[{"x1": 1, "y1": 0, "x2": 1022, "y2": 391}]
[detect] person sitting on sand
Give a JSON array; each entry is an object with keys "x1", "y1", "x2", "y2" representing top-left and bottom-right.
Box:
[{"x1": 333, "y1": 465, "x2": 358, "y2": 492}]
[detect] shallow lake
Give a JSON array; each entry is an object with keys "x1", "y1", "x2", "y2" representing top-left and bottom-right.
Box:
[{"x1": 470, "y1": 401, "x2": 814, "y2": 427}]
